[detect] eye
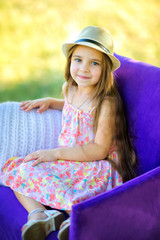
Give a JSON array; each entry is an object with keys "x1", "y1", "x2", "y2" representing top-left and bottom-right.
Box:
[
  {"x1": 74, "y1": 58, "x2": 81, "y2": 62},
  {"x1": 91, "y1": 61, "x2": 99, "y2": 66}
]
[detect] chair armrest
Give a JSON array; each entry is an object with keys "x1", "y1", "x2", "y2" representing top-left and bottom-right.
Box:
[
  {"x1": 0, "y1": 102, "x2": 62, "y2": 178},
  {"x1": 70, "y1": 166, "x2": 160, "y2": 240}
]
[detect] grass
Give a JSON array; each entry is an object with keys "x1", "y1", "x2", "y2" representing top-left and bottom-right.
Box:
[
  {"x1": 0, "y1": 0, "x2": 159, "y2": 102},
  {"x1": 0, "y1": 71, "x2": 64, "y2": 102}
]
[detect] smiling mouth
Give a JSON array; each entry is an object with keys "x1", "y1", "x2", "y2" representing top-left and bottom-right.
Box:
[{"x1": 78, "y1": 75, "x2": 90, "y2": 79}]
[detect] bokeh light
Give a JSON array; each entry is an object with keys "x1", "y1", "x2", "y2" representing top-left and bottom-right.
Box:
[{"x1": 0, "y1": 0, "x2": 159, "y2": 101}]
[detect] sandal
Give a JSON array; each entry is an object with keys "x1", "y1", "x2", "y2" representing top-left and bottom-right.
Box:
[
  {"x1": 22, "y1": 208, "x2": 65, "y2": 240},
  {"x1": 58, "y1": 218, "x2": 71, "y2": 240}
]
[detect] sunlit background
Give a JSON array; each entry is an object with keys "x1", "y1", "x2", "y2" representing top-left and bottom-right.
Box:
[{"x1": 0, "y1": 0, "x2": 159, "y2": 102}]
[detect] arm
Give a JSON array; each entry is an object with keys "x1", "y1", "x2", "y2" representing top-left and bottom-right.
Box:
[
  {"x1": 20, "y1": 83, "x2": 66, "y2": 113},
  {"x1": 20, "y1": 97, "x2": 64, "y2": 113},
  {"x1": 56, "y1": 98, "x2": 116, "y2": 161},
  {"x1": 24, "y1": 98, "x2": 116, "y2": 165}
]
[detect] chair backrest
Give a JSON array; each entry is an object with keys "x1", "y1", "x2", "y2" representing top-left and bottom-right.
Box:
[{"x1": 115, "y1": 54, "x2": 160, "y2": 175}]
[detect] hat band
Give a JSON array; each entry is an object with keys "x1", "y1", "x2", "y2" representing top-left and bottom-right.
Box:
[{"x1": 75, "y1": 39, "x2": 111, "y2": 54}]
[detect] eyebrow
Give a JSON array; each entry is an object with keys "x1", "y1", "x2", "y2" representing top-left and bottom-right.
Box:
[{"x1": 72, "y1": 55, "x2": 102, "y2": 62}]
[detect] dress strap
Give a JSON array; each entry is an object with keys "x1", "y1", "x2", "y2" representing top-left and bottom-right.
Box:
[
  {"x1": 64, "y1": 91, "x2": 74, "y2": 104},
  {"x1": 64, "y1": 95, "x2": 68, "y2": 103},
  {"x1": 70, "y1": 89, "x2": 76, "y2": 105},
  {"x1": 88, "y1": 105, "x2": 96, "y2": 114},
  {"x1": 71, "y1": 88, "x2": 93, "y2": 109}
]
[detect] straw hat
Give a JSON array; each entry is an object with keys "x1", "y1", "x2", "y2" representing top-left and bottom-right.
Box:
[{"x1": 62, "y1": 26, "x2": 120, "y2": 71}]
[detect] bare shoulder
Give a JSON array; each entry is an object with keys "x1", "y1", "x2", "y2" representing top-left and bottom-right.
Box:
[
  {"x1": 96, "y1": 97, "x2": 116, "y2": 133},
  {"x1": 94, "y1": 96, "x2": 116, "y2": 149},
  {"x1": 64, "y1": 84, "x2": 77, "y2": 103},
  {"x1": 100, "y1": 96, "x2": 116, "y2": 117},
  {"x1": 62, "y1": 82, "x2": 67, "y2": 92},
  {"x1": 62, "y1": 82, "x2": 75, "y2": 94}
]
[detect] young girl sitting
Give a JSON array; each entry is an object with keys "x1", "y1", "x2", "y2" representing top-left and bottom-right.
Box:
[{"x1": 0, "y1": 26, "x2": 136, "y2": 240}]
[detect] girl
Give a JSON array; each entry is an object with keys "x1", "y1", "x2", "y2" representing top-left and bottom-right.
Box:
[{"x1": 0, "y1": 26, "x2": 136, "y2": 240}]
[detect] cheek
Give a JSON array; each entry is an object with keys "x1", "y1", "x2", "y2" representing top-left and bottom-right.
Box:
[
  {"x1": 70, "y1": 62, "x2": 77, "y2": 78},
  {"x1": 93, "y1": 68, "x2": 102, "y2": 80}
]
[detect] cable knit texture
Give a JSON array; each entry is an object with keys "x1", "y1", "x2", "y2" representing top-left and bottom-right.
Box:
[{"x1": 0, "y1": 102, "x2": 62, "y2": 181}]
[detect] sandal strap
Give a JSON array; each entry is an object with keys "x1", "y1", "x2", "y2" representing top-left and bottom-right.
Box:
[
  {"x1": 44, "y1": 209, "x2": 62, "y2": 217},
  {"x1": 21, "y1": 219, "x2": 37, "y2": 232},
  {"x1": 58, "y1": 218, "x2": 71, "y2": 240},
  {"x1": 59, "y1": 217, "x2": 71, "y2": 230},
  {"x1": 28, "y1": 208, "x2": 44, "y2": 220}
]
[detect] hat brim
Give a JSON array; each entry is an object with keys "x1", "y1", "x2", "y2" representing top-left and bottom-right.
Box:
[{"x1": 62, "y1": 41, "x2": 120, "y2": 71}]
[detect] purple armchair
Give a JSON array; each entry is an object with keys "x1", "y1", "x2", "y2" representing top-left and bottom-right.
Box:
[{"x1": 0, "y1": 54, "x2": 160, "y2": 240}]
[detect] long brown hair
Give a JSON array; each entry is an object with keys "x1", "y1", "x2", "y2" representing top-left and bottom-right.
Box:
[{"x1": 64, "y1": 46, "x2": 137, "y2": 182}]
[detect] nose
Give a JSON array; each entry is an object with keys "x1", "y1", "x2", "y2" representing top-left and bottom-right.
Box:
[{"x1": 80, "y1": 62, "x2": 89, "y2": 72}]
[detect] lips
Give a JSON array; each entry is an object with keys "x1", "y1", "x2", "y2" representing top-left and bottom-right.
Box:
[{"x1": 78, "y1": 75, "x2": 90, "y2": 79}]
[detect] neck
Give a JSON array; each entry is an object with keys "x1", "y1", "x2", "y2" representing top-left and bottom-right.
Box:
[
  {"x1": 71, "y1": 86, "x2": 94, "y2": 109},
  {"x1": 77, "y1": 86, "x2": 95, "y2": 96}
]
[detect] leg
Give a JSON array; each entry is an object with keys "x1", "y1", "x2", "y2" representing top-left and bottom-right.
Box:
[
  {"x1": 14, "y1": 191, "x2": 47, "y2": 220},
  {"x1": 14, "y1": 191, "x2": 66, "y2": 240},
  {"x1": 58, "y1": 211, "x2": 71, "y2": 240},
  {"x1": 65, "y1": 210, "x2": 71, "y2": 216}
]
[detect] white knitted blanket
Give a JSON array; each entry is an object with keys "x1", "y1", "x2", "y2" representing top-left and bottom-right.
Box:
[{"x1": 0, "y1": 102, "x2": 62, "y2": 182}]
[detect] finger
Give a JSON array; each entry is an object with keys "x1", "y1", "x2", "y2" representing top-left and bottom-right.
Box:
[
  {"x1": 24, "y1": 153, "x2": 39, "y2": 162},
  {"x1": 20, "y1": 101, "x2": 31, "y2": 109},
  {"x1": 20, "y1": 100, "x2": 30, "y2": 106},
  {"x1": 23, "y1": 102, "x2": 38, "y2": 112},
  {"x1": 24, "y1": 104, "x2": 35, "y2": 112},
  {"x1": 31, "y1": 157, "x2": 44, "y2": 166},
  {"x1": 20, "y1": 102, "x2": 33, "y2": 111},
  {"x1": 37, "y1": 104, "x2": 48, "y2": 113}
]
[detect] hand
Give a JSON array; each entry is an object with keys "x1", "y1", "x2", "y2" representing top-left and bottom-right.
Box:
[
  {"x1": 24, "y1": 149, "x2": 58, "y2": 166},
  {"x1": 20, "y1": 98, "x2": 53, "y2": 113}
]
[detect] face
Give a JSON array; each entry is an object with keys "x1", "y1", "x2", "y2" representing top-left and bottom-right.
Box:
[{"x1": 70, "y1": 45, "x2": 103, "y2": 90}]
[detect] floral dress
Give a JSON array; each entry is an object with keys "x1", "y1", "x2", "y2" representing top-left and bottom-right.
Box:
[{"x1": 0, "y1": 99, "x2": 122, "y2": 210}]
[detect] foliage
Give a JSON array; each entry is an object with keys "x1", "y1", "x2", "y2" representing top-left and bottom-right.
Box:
[{"x1": 0, "y1": 0, "x2": 159, "y2": 102}]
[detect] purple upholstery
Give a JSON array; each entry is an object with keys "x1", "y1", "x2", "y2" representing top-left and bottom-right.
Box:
[
  {"x1": 0, "y1": 186, "x2": 59, "y2": 240},
  {"x1": 114, "y1": 54, "x2": 160, "y2": 175},
  {"x1": 0, "y1": 54, "x2": 160, "y2": 240},
  {"x1": 70, "y1": 166, "x2": 160, "y2": 240},
  {"x1": 69, "y1": 55, "x2": 160, "y2": 240},
  {"x1": 0, "y1": 186, "x2": 26, "y2": 240}
]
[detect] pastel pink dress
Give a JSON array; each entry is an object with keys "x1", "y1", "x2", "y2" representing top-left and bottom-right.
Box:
[{"x1": 0, "y1": 99, "x2": 122, "y2": 210}]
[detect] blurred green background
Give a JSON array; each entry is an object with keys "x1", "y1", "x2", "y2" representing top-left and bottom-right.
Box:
[{"x1": 0, "y1": 0, "x2": 159, "y2": 102}]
